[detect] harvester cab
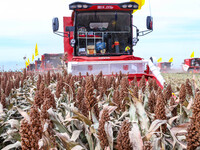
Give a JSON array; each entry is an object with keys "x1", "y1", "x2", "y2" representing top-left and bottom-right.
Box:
[
  {"x1": 157, "y1": 62, "x2": 172, "y2": 72},
  {"x1": 27, "y1": 63, "x2": 35, "y2": 72},
  {"x1": 41, "y1": 53, "x2": 63, "y2": 71},
  {"x1": 52, "y1": 1, "x2": 165, "y2": 88},
  {"x1": 183, "y1": 58, "x2": 200, "y2": 73}
]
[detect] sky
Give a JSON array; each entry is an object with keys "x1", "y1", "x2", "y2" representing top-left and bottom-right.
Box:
[{"x1": 0, "y1": 0, "x2": 200, "y2": 71}]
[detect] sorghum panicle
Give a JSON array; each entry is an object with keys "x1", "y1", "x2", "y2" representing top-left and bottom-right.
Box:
[
  {"x1": 37, "y1": 74, "x2": 42, "y2": 90},
  {"x1": 153, "y1": 79, "x2": 158, "y2": 91},
  {"x1": 20, "y1": 119, "x2": 32, "y2": 150},
  {"x1": 116, "y1": 120, "x2": 133, "y2": 150},
  {"x1": 98, "y1": 109, "x2": 110, "y2": 149},
  {"x1": 113, "y1": 89, "x2": 121, "y2": 110},
  {"x1": 84, "y1": 77, "x2": 99, "y2": 119},
  {"x1": 155, "y1": 94, "x2": 167, "y2": 132},
  {"x1": 166, "y1": 84, "x2": 172, "y2": 100},
  {"x1": 143, "y1": 141, "x2": 153, "y2": 150},
  {"x1": 34, "y1": 90, "x2": 43, "y2": 108},
  {"x1": 47, "y1": 71, "x2": 51, "y2": 86},
  {"x1": 39, "y1": 82, "x2": 45, "y2": 99},
  {"x1": 139, "y1": 75, "x2": 146, "y2": 93},
  {"x1": 132, "y1": 85, "x2": 139, "y2": 99},
  {"x1": 44, "y1": 88, "x2": 56, "y2": 109},
  {"x1": 148, "y1": 91, "x2": 156, "y2": 113},
  {"x1": 179, "y1": 83, "x2": 186, "y2": 104},
  {"x1": 120, "y1": 77, "x2": 129, "y2": 111},
  {"x1": 186, "y1": 79, "x2": 193, "y2": 97},
  {"x1": 56, "y1": 80, "x2": 63, "y2": 99},
  {"x1": 148, "y1": 77, "x2": 153, "y2": 92}
]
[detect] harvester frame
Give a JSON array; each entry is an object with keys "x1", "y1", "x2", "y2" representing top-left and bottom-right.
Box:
[
  {"x1": 182, "y1": 58, "x2": 200, "y2": 73},
  {"x1": 52, "y1": 1, "x2": 165, "y2": 88},
  {"x1": 157, "y1": 62, "x2": 172, "y2": 72},
  {"x1": 40, "y1": 53, "x2": 64, "y2": 72}
]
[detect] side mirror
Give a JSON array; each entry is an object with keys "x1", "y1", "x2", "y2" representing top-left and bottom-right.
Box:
[
  {"x1": 146, "y1": 16, "x2": 153, "y2": 30},
  {"x1": 65, "y1": 26, "x2": 75, "y2": 32},
  {"x1": 52, "y1": 17, "x2": 59, "y2": 32}
]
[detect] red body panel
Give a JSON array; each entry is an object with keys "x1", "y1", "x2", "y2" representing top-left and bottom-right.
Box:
[
  {"x1": 72, "y1": 55, "x2": 142, "y2": 62},
  {"x1": 63, "y1": 17, "x2": 74, "y2": 62},
  {"x1": 27, "y1": 65, "x2": 30, "y2": 71},
  {"x1": 184, "y1": 59, "x2": 190, "y2": 66},
  {"x1": 183, "y1": 58, "x2": 200, "y2": 72},
  {"x1": 40, "y1": 53, "x2": 63, "y2": 71},
  {"x1": 157, "y1": 62, "x2": 171, "y2": 72},
  {"x1": 35, "y1": 60, "x2": 42, "y2": 71},
  {"x1": 41, "y1": 55, "x2": 45, "y2": 70},
  {"x1": 77, "y1": 6, "x2": 132, "y2": 12}
]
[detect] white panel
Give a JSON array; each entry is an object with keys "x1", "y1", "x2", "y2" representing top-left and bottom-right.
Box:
[{"x1": 68, "y1": 60, "x2": 148, "y2": 76}]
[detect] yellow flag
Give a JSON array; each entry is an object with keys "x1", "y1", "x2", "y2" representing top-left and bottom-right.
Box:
[
  {"x1": 130, "y1": 0, "x2": 145, "y2": 13},
  {"x1": 190, "y1": 51, "x2": 194, "y2": 58},
  {"x1": 169, "y1": 57, "x2": 173, "y2": 62},
  {"x1": 157, "y1": 58, "x2": 162, "y2": 63},
  {"x1": 35, "y1": 43, "x2": 38, "y2": 56},
  {"x1": 28, "y1": 58, "x2": 30, "y2": 64},
  {"x1": 32, "y1": 54, "x2": 34, "y2": 62},
  {"x1": 25, "y1": 61, "x2": 29, "y2": 68}
]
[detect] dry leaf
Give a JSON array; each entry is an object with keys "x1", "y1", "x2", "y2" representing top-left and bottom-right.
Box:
[
  {"x1": 168, "y1": 116, "x2": 179, "y2": 126},
  {"x1": 16, "y1": 107, "x2": 30, "y2": 123},
  {"x1": 6, "y1": 119, "x2": 19, "y2": 129},
  {"x1": 145, "y1": 119, "x2": 167, "y2": 140},
  {"x1": 104, "y1": 121, "x2": 113, "y2": 150},
  {"x1": 2, "y1": 141, "x2": 21, "y2": 150},
  {"x1": 129, "y1": 123, "x2": 143, "y2": 150},
  {"x1": 70, "y1": 130, "x2": 82, "y2": 142},
  {"x1": 71, "y1": 145, "x2": 84, "y2": 150}
]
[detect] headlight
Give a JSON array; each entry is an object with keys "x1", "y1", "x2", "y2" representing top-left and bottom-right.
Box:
[
  {"x1": 122, "y1": 4, "x2": 127, "y2": 8},
  {"x1": 69, "y1": 2, "x2": 92, "y2": 10}
]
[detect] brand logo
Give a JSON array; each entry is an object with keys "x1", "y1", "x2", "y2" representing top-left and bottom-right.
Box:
[
  {"x1": 97, "y1": 5, "x2": 114, "y2": 9},
  {"x1": 88, "y1": 65, "x2": 93, "y2": 71},
  {"x1": 123, "y1": 65, "x2": 129, "y2": 71},
  {"x1": 98, "y1": 57, "x2": 110, "y2": 59}
]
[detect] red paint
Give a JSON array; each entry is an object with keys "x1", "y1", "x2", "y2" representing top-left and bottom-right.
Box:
[
  {"x1": 88, "y1": 65, "x2": 93, "y2": 71},
  {"x1": 183, "y1": 58, "x2": 200, "y2": 73},
  {"x1": 123, "y1": 65, "x2": 128, "y2": 70},
  {"x1": 63, "y1": 17, "x2": 74, "y2": 62},
  {"x1": 40, "y1": 53, "x2": 63, "y2": 72}
]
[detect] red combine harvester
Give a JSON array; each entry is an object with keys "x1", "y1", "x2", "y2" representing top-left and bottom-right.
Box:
[
  {"x1": 182, "y1": 58, "x2": 200, "y2": 73},
  {"x1": 157, "y1": 62, "x2": 172, "y2": 72},
  {"x1": 35, "y1": 59, "x2": 42, "y2": 72},
  {"x1": 40, "y1": 53, "x2": 63, "y2": 71},
  {"x1": 52, "y1": 1, "x2": 165, "y2": 88},
  {"x1": 27, "y1": 63, "x2": 35, "y2": 72}
]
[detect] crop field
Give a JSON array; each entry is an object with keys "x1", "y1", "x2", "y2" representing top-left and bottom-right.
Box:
[{"x1": 0, "y1": 70, "x2": 200, "y2": 150}]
